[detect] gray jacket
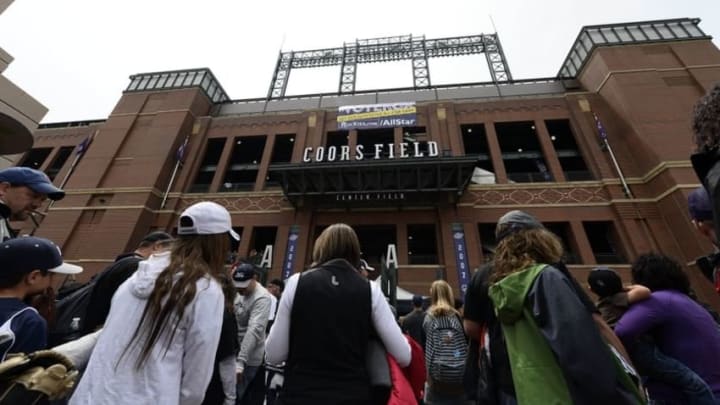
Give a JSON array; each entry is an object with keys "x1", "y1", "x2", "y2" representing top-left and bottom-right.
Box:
[{"x1": 234, "y1": 284, "x2": 271, "y2": 371}]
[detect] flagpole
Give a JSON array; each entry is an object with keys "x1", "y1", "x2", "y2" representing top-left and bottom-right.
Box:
[
  {"x1": 603, "y1": 138, "x2": 634, "y2": 198},
  {"x1": 161, "y1": 135, "x2": 189, "y2": 209},
  {"x1": 45, "y1": 129, "x2": 98, "y2": 212},
  {"x1": 161, "y1": 160, "x2": 181, "y2": 209},
  {"x1": 592, "y1": 114, "x2": 633, "y2": 198}
]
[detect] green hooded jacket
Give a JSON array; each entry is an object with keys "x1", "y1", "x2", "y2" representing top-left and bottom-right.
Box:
[
  {"x1": 489, "y1": 264, "x2": 644, "y2": 405},
  {"x1": 489, "y1": 264, "x2": 573, "y2": 404}
]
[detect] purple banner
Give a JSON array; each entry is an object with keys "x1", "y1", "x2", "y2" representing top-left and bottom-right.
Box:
[
  {"x1": 282, "y1": 226, "x2": 300, "y2": 280},
  {"x1": 452, "y1": 224, "x2": 470, "y2": 297}
]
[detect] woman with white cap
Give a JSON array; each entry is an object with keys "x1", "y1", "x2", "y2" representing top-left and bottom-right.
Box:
[{"x1": 70, "y1": 201, "x2": 240, "y2": 405}]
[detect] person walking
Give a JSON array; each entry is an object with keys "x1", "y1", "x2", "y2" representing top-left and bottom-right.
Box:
[
  {"x1": 487, "y1": 211, "x2": 643, "y2": 404},
  {"x1": 402, "y1": 295, "x2": 426, "y2": 347},
  {"x1": 422, "y1": 280, "x2": 468, "y2": 405},
  {"x1": 69, "y1": 201, "x2": 239, "y2": 405},
  {"x1": 266, "y1": 223, "x2": 410, "y2": 404},
  {"x1": 232, "y1": 263, "x2": 271, "y2": 405}
]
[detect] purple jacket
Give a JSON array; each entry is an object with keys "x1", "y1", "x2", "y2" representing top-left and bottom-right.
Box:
[{"x1": 615, "y1": 290, "x2": 720, "y2": 401}]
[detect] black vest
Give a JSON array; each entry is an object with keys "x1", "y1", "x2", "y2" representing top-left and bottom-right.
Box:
[{"x1": 281, "y1": 259, "x2": 372, "y2": 404}]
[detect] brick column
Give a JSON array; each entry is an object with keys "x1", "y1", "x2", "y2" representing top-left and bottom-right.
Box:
[
  {"x1": 569, "y1": 221, "x2": 596, "y2": 265},
  {"x1": 255, "y1": 133, "x2": 276, "y2": 191},
  {"x1": 210, "y1": 137, "x2": 235, "y2": 192},
  {"x1": 535, "y1": 119, "x2": 566, "y2": 182},
  {"x1": 484, "y1": 123, "x2": 508, "y2": 184}
]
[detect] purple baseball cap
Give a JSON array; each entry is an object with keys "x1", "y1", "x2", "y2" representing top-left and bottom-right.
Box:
[{"x1": 688, "y1": 186, "x2": 713, "y2": 222}]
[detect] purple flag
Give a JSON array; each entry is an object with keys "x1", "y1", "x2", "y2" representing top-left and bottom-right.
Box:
[
  {"x1": 76, "y1": 131, "x2": 96, "y2": 156},
  {"x1": 176, "y1": 137, "x2": 189, "y2": 164},
  {"x1": 593, "y1": 113, "x2": 608, "y2": 141}
]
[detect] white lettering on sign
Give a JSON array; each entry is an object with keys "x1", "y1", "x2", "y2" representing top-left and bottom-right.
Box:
[
  {"x1": 386, "y1": 244, "x2": 398, "y2": 269},
  {"x1": 260, "y1": 245, "x2": 273, "y2": 268},
  {"x1": 335, "y1": 192, "x2": 405, "y2": 201},
  {"x1": 302, "y1": 141, "x2": 439, "y2": 163}
]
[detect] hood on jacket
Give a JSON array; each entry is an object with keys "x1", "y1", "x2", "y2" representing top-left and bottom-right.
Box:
[
  {"x1": 130, "y1": 251, "x2": 171, "y2": 299},
  {"x1": 489, "y1": 264, "x2": 547, "y2": 324}
]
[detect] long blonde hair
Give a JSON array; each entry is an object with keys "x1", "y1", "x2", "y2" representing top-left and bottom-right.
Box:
[
  {"x1": 492, "y1": 228, "x2": 563, "y2": 283},
  {"x1": 312, "y1": 223, "x2": 361, "y2": 267},
  {"x1": 428, "y1": 280, "x2": 458, "y2": 317},
  {"x1": 124, "y1": 233, "x2": 229, "y2": 369}
]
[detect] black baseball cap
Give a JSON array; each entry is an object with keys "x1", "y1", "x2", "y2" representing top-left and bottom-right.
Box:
[
  {"x1": 587, "y1": 267, "x2": 623, "y2": 297},
  {"x1": 0, "y1": 167, "x2": 65, "y2": 201},
  {"x1": 0, "y1": 237, "x2": 82, "y2": 276},
  {"x1": 141, "y1": 231, "x2": 173, "y2": 244},
  {"x1": 269, "y1": 278, "x2": 285, "y2": 291},
  {"x1": 232, "y1": 263, "x2": 256, "y2": 288}
]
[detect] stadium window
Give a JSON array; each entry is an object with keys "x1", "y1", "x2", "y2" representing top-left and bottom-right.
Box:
[
  {"x1": 189, "y1": 138, "x2": 225, "y2": 193},
  {"x1": 221, "y1": 136, "x2": 266, "y2": 192},
  {"x1": 266, "y1": 134, "x2": 296, "y2": 189},
  {"x1": 545, "y1": 119, "x2": 593, "y2": 181},
  {"x1": 495, "y1": 121, "x2": 552, "y2": 183},
  {"x1": 247, "y1": 226, "x2": 277, "y2": 261},
  {"x1": 325, "y1": 130, "x2": 349, "y2": 149},
  {"x1": 461, "y1": 124, "x2": 495, "y2": 184},
  {"x1": 407, "y1": 224, "x2": 439, "y2": 265},
  {"x1": 356, "y1": 128, "x2": 394, "y2": 159},
  {"x1": 352, "y1": 225, "x2": 397, "y2": 270},
  {"x1": 45, "y1": 146, "x2": 74, "y2": 181},
  {"x1": 583, "y1": 221, "x2": 626, "y2": 264},
  {"x1": 19, "y1": 147, "x2": 53, "y2": 170},
  {"x1": 402, "y1": 126, "x2": 429, "y2": 155},
  {"x1": 544, "y1": 222, "x2": 581, "y2": 264},
  {"x1": 477, "y1": 223, "x2": 497, "y2": 259},
  {"x1": 228, "y1": 227, "x2": 244, "y2": 264}
]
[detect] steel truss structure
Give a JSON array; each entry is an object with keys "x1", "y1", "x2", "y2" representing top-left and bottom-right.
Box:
[{"x1": 267, "y1": 33, "x2": 512, "y2": 99}]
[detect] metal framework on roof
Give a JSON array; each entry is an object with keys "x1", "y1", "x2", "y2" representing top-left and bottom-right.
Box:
[
  {"x1": 267, "y1": 33, "x2": 513, "y2": 99},
  {"x1": 125, "y1": 68, "x2": 230, "y2": 103},
  {"x1": 558, "y1": 18, "x2": 711, "y2": 78}
]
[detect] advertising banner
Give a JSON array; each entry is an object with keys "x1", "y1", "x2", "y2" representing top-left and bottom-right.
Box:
[
  {"x1": 337, "y1": 102, "x2": 416, "y2": 130},
  {"x1": 451, "y1": 223, "x2": 470, "y2": 297},
  {"x1": 282, "y1": 226, "x2": 300, "y2": 280}
]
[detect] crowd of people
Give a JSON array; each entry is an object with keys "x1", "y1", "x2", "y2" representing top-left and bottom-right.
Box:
[{"x1": 0, "y1": 86, "x2": 720, "y2": 404}]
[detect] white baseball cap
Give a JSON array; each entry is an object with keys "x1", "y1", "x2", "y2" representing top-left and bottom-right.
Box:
[{"x1": 177, "y1": 201, "x2": 240, "y2": 240}]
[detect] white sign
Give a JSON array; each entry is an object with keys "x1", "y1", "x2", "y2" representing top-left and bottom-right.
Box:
[
  {"x1": 386, "y1": 244, "x2": 398, "y2": 269},
  {"x1": 303, "y1": 141, "x2": 439, "y2": 163},
  {"x1": 259, "y1": 245, "x2": 273, "y2": 268}
]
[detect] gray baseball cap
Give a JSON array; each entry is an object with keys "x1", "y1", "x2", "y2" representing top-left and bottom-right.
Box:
[{"x1": 495, "y1": 210, "x2": 544, "y2": 242}]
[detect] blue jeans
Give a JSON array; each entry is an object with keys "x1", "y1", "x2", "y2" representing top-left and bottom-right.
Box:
[
  {"x1": 633, "y1": 339, "x2": 717, "y2": 405},
  {"x1": 236, "y1": 365, "x2": 259, "y2": 403}
]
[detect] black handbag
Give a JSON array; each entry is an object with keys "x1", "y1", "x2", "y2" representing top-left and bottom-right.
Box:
[
  {"x1": 464, "y1": 333, "x2": 497, "y2": 405},
  {"x1": 366, "y1": 338, "x2": 391, "y2": 405}
]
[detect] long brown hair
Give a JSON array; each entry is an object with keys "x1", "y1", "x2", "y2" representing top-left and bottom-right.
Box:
[
  {"x1": 492, "y1": 228, "x2": 563, "y2": 283},
  {"x1": 124, "y1": 233, "x2": 229, "y2": 369},
  {"x1": 428, "y1": 280, "x2": 458, "y2": 318},
  {"x1": 312, "y1": 223, "x2": 361, "y2": 268}
]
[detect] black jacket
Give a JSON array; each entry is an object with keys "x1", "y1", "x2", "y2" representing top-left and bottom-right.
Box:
[{"x1": 81, "y1": 253, "x2": 143, "y2": 333}]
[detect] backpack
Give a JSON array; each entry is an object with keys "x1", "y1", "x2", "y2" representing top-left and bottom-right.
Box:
[
  {"x1": 426, "y1": 314, "x2": 467, "y2": 384},
  {"x1": 48, "y1": 282, "x2": 95, "y2": 347}
]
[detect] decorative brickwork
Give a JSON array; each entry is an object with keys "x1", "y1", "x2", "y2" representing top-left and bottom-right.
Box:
[{"x1": 462, "y1": 186, "x2": 610, "y2": 206}]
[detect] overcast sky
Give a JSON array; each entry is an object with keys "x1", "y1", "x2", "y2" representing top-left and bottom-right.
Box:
[{"x1": 1, "y1": 0, "x2": 718, "y2": 123}]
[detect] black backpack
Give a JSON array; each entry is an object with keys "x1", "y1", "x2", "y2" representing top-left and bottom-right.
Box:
[{"x1": 48, "y1": 282, "x2": 96, "y2": 347}]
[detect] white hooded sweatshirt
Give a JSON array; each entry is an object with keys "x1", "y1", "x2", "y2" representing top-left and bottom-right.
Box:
[{"x1": 70, "y1": 251, "x2": 224, "y2": 405}]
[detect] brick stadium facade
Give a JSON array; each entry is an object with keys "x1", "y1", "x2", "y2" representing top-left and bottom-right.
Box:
[{"x1": 14, "y1": 18, "x2": 720, "y2": 307}]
